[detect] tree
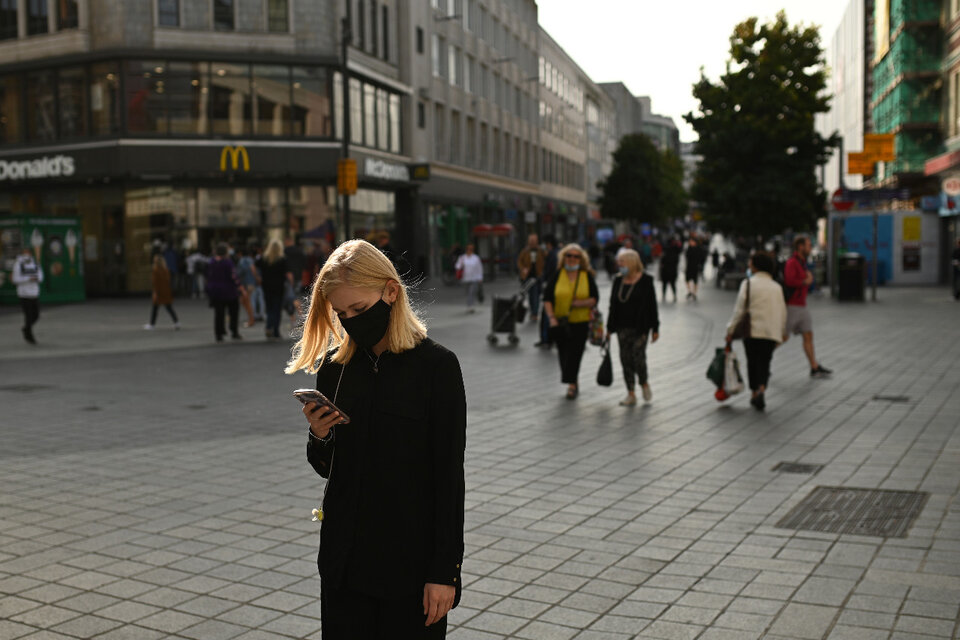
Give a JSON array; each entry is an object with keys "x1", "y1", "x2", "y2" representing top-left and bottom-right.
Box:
[
  {"x1": 684, "y1": 11, "x2": 838, "y2": 240},
  {"x1": 598, "y1": 133, "x2": 686, "y2": 227}
]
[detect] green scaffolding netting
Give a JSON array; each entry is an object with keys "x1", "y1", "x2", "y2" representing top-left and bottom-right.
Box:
[{"x1": 873, "y1": 27, "x2": 941, "y2": 99}]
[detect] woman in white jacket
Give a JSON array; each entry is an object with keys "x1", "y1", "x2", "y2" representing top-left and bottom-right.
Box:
[{"x1": 725, "y1": 252, "x2": 787, "y2": 411}]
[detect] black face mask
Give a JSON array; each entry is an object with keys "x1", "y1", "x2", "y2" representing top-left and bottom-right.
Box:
[{"x1": 340, "y1": 299, "x2": 392, "y2": 349}]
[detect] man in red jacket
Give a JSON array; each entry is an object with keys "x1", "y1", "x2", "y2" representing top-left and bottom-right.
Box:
[{"x1": 783, "y1": 236, "x2": 832, "y2": 378}]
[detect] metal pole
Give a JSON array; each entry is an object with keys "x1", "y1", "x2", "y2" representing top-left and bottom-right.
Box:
[{"x1": 341, "y1": 5, "x2": 352, "y2": 242}]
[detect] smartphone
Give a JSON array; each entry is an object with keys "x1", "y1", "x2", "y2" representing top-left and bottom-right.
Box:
[{"x1": 293, "y1": 389, "x2": 351, "y2": 424}]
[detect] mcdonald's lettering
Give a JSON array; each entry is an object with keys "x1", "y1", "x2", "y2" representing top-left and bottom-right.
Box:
[{"x1": 220, "y1": 146, "x2": 250, "y2": 172}]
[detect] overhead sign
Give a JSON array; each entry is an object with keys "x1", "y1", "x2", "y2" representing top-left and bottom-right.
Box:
[
  {"x1": 410, "y1": 163, "x2": 430, "y2": 180},
  {"x1": 337, "y1": 158, "x2": 357, "y2": 195},
  {"x1": 0, "y1": 155, "x2": 76, "y2": 181},
  {"x1": 863, "y1": 133, "x2": 896, "y2": 162},
  {"x1": 220, "y1": 146, "x2": 250, "y2": 172},
  {"x1": 364, "y1": 158, "x2": 410, "y2": 182},
  {"x1": 943, "y1": 177, "x2": 960, "y2": 196},
  {"x1": 847, "y1": 152, "x2": 874, "y2": 176}
]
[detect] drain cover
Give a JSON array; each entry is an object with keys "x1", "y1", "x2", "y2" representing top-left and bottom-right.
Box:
[
  {"x1": 872, "y1": 395, "x2": 910, "y2": 403},
  {"x1": 776, "y1": 486, "x2": 929, "y2": 538},
  {"x1": 772, "y1": 462, "x2": 824, "y2": 475}
]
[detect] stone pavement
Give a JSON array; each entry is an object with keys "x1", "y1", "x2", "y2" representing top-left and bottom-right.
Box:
[{"x1": 1, "y1": 278, "x2": 959, "y2": 640}]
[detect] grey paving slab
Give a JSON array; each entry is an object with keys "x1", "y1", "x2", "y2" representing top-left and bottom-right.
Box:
[{"x1": 3, "y1": 284, "x2": 960, "y2": 640}]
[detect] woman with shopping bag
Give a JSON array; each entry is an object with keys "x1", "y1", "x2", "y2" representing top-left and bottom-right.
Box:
[
  {"x1": 606, "y1": 249, "x2": 659, "y2": 406},
  {"x1": 725, "y1": 252, "x2": 787, "y2": 411}
]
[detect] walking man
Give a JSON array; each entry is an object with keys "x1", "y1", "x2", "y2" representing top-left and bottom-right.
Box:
[
  {"x1": 12, "y1": 246, "x2": 43, "y2": 344},
  {"x1": 783, "y1": 235, "x2": 832, "y2": 377},
  {"x1": 536, "y1": 236, "x2": 559, "y2": 347},
  {"x1": 517, "y1": 234, "x2": 545, "y2": 323},
  {"x1": 684, "y1": 237, "x2": 704, "y2": 300}
]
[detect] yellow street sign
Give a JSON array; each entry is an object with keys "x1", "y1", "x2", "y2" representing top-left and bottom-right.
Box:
[
  {"x1": 863, "y1": 133, "x2": 896, "y2": 163},
  {"x1": 847, "y1": 152, "x2": 874, "y2": 176},
  {"x1": 220, "y1": 146, "x2": 250, "y2": 171},
  {"x1": 337, "y1": 158, "x2": 357, "y2": 195}
]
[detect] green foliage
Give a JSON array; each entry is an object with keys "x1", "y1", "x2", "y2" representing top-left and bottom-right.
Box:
[
  {"x1": 684, "y1": 11, "x2": 839, "y2": 239},
  {"x1": 597, "y1": 133, "x2": 687, "y2": 226}
]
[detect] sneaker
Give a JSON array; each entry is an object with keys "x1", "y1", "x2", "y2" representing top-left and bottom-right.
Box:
[
  {"x1": 22, "y1": 327, "x2": 36, "y2": 345},
  {"x1": 642, "y1": 385, "x2": 652, "y2": 402},
  {"x1": 750, "y1": 393, "x2": 766, "y2": 411},
  {"x1": 810, "y1": 365, "x2": 832, "y2": 378},
  {"x1": 619, "y1": 394, "x2": 637, "y2": 406},
  {"x1": 143, "y1": 324, "x2": 155, "y2": 330}
]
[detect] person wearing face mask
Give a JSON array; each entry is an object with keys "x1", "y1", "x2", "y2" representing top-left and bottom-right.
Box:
[
  {"x1": 606, "y1": 249, "x2": 659, "y2": 406},
  {"x1": 287, "y1": 239, "x2": 466, "y2": 639},
  {"x1": 542, "y1": 243, "x2": 600, "y2": 399}
]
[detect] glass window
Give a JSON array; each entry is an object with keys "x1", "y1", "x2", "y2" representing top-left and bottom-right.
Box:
[
  {"x1": 210, "y1": 62, "x2": 250, "y2": 135},
  {"x1": 480, "y1": 122, "x2": 487, "y2": 169},
  {"x1": 58, "y1": 66, "x2": 87, "y2": 138},
  {"x1": 381, "y1": 5, "x2": 388, "y2": 61},
  {"x1": 26, "y1": 71, "x2": 56, "y2": 141},
  {"x1": 333, "y1": 71, "x2": 343, "y2": 139},
  {"x1": 376, "y1": 88, "x2": 388, "y2": 150},
  {"x1": 213, "y1": 0, "x2": 233, "y2": 31},
  {"x1": 434, "y1": 104, "x2": 444, "y2": 160},
  {"x1": 27, "y1": 0, "x2": 48, "y2": 35},
  {"x1": 0, "y1": 0, "x2": 17, "y2": 41},
  {"x1": 356, "y1": 0, "x2": 364, "y2": 49},
  {"x1": 292, "y1": 66, "x2": 330, "y2": 137},
  {"x1": 167, "y1": 61, "x2": 208, "y2": 135},
  {"x1": 466, "y1": 117, "x2": 475, "y2": 166},
  {"x1": 463, "y1": 0, "x2": 471, "y2": 31},
  {"x1": 448, "y1": 46, "x2": 458, "y2": 87},
  {"x1": 416, "y1": 27, "x2": 423, "y2": 54},
  {"x1": 125, "y1": 61, "x2": 167, "y2": 134},
  {"x1": 417, "y1": 101, "x2": 425, "y2": 129},
  {"x1": 432, "y1": 35, "x2": 442, "y2": 77},
  {"x1": 389, "y1": 94, "x2": 400, "y2": 152},
  {"x1": 0, "y1": 75, "x2": 23, "y2": 143},
  {"x1": 370, "y1": 1, "x2": 377, "y2": 56},
  {"x1": 268, "y1": 0, "x2": 287, "y2": 32},
  {"x1": 157, "y1": 0, "x2": 178, "y2": 26},
  {"x1": 349, "y1": 77, "x2": 361, "y2": 144},
  {"x1": 90, "y1": 63, "x2": 119, "y2": 135},
  {"x1": 57, "y1": 0, "x2": 77, "y2": 29},
  {"x1": 463, "y1": 55, "x2": 472, "y2": 93},
  {"x1": 450, "y1": 111, "x2": 459, "y2": 163},
  {"x1": 363, "y1": 83, "x2": 375, "y2": 147},
  {"x1": 252, "y1": 65, "x2": 290, "y2": 136}
]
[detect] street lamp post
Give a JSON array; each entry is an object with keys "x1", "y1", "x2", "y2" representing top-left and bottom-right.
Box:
[{"x1": 340, "y1": 3, "x2": 352, "y2": 242}]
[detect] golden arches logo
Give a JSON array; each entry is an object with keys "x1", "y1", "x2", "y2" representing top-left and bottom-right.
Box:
[{"x1": 220, "y1": 146, "x2": 250, "y2": 171}]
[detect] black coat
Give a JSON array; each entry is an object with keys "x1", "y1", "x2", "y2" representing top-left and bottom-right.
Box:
[
  {"x1": 307, "y1": 338, "x2": 466, "y2": 606},
  {"x1": 607, "y1": 273, "x2": 659, "y2": 335}
]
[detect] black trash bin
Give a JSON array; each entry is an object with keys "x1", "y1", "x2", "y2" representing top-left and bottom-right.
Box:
[{"x1": 837, "y1": 254, "x2": 866, "y2": 301}]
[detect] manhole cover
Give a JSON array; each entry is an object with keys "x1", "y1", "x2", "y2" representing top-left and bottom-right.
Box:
[
  {"x1": 776, "y1": 486, "x2": 929, "y2": 538},
  {"x1": 772, "y1": 462, "x2": 824, "y2": 475},
  {"x1": 872, "y1": 395, "x2": 910, "y2": 403}
]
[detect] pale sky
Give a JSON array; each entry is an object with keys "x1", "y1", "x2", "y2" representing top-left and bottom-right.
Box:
[{"x1": 538, "y1": 0, "x2": 848, "y2": 143}]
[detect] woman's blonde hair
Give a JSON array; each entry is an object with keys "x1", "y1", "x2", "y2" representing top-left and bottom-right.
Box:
[
  {"x1": 557, "y1": 243, "x2": 595, "y2": 275},
  {"x1": 285, "y1": 239, "x2": 426, "y2": 374},
  {"x1": 152, "y1": 254, "x2": 167, "y2": 270},
  {"x1": 617, "y1": 249, "x2": 643, "y2": 275},
  {"x1": 264, "y1": 238, "x2": 284, "y2": 264}
]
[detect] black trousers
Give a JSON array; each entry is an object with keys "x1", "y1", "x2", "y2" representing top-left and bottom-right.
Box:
[
  {"x1": 150, "y1": 304, "x2": 178, "y2": 325},
  {"x1": 661, "y1": 278, "x2": 676, "y2": 300},
  {"x1": 617, "y1": 328, "x2": 649, "y2": 390},
  {"x1": 743, "y1": 337, "x2": 777, "y2": 391},
  {"x1": 320, "y1": 580, "x2": 447, "y2": 640},
  {"x1": 213, "y1": 299, "x2": 239, "y2": 339},
  {"x1": 554, "y1": 321, "x2": 589, "y2": 384},
  {"x1": 20, "y1": 297, "x2": 39, "y2": 329}
]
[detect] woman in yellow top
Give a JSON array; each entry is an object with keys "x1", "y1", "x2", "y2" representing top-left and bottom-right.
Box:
[{"x1": 543, "y1": 243, "x2": 599, "y2": 399}]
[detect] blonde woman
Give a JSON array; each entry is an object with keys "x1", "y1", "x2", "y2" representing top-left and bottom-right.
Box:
[
  {"x1": 287, "y1": 239, "x2": 465, "y2": 638},
  {"x1": 606, "y1": 249, "x2": 659, "y2": 405},
  {"x1": 144, "y1": 254, "x2": 180, "y2": 330},
  {"x1": 542, "y1": 243, "x2": 599, "y2": 399},
  {"x1": 256, "y1": 239, "x2": 293, "y2": 339}
]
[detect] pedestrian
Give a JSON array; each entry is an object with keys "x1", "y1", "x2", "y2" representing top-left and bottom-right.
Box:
[
  {"x1": 236, "y1": 248, "x2": 259, "y2": 327},
  {"x1": 607, "y1": 249, "x2": 659, "y2": 406},
  {"x1": 12, "y1": 246, "x2": 43, "y2": 344},
  {"x1": 782, "y1": 235, "x2": 832, "y2": 377},
  {"x1": 952, "y1": 238, "x2": 960, "y2": 300},
  {"x1": 685, "y1": 237, "x2": 704, "y2": 300},
  {"x1": 206, "y1": 243, "x2": 244, "y2": 342},
  {"x1": 249, "y1": 245, "x2": 266, "y2": 321},
  {"x1": 516, "y1": 234, "x2": 544, "y2": 323},
  {"x1": 284, "y1": 236, "x2": 307, "y2": 295},
  {"x1": 543, "y1": 243, "x2": 599, "y2": 399},
  {"x1": 454, "y1": 244, "x2": 483, "y2": 313},
  {"x1": 288, "y1": 239, "x2": 465, "y2": 639},
  {"x1": 535, "y1": 236, "x2": 559, "y2": 347},
  {"x1": 144, "y1": 254, "x2": 180, "y2": 330},
  {"x1": 725, "y1": 252, "x2": 787, "y2": 410},
  {"x1": 659, "y1": 237, "x2": 681, "y2": 302},
  {"x1": 257, "y1": 238, "x2": 293, "y2": 340}
]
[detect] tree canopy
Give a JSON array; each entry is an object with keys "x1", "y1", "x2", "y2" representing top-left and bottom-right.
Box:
[
  {"x1": 684, "y1": 11, "x2": 838, "y2": 240},
  {"x1": 597, "y1": 133, "x2": 686, "y2": 226}
]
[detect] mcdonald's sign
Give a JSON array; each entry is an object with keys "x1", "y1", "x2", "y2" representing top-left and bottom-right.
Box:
[{"x1": 220, "y1": 145, "x2": 250, "y2": 172}]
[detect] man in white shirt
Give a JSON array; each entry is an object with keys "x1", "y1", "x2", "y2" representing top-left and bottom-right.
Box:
[{"x1": 11, "y1": 247, "x2": 44, "y2": 344}]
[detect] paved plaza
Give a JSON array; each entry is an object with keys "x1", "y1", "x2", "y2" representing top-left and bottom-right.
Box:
[{"x1": 1, "y1": 278, "x2": 959, "y2": 640}]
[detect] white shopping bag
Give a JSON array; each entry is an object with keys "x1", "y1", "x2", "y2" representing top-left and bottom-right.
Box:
[{"x1": 723, "y1": 349, "x2": 744, "y2": 395}]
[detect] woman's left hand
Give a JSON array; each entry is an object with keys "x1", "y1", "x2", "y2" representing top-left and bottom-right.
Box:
[
  {"x1": 651, "y1": 331, "x2": 659, "y2": 343},
  {"x1": 423, "y1": 583, "x2": 455, "y2": 626}
]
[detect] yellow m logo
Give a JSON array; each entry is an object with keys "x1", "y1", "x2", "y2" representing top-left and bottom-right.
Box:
[{"x1": 220, "y1": 146, "x2": 250, "y2": 171}]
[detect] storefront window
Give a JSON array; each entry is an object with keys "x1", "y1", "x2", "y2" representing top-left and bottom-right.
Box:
[
  {"x1": 210, "y1": 63, "x2": 250, "y2": 136},
  {"x1": 57, "y1": 0, "x2": 78, "y2": 29},
  {"x1": 125, "y1": 60, "x2": 167, "y2": 134},
  {"x1": 167, "y1": 61, "x2": 208, "y2": 135},
  {"x1": 252, "y1": 65, "x2": 291, "y2": 136},
  {"x1": 363, "y1": 84, "x2": 375, "y2": 147},
  {"x1": 292, "y1": 66, "x2": 331, "y2": 137},
  {"x1": 0, "y1": 75, "x2": 23, "y2": 144},
  {"x1": 350, "y1": 188, "x2": 395, "y2": 240},
  {"x1": 0, "y1": 0, "x2": 17, "y2": 40},
  {"x1": 26, "y1": 71, "x2": 56, "y2": 141},
  {"x1": 58, "y1": 66, "x2": 87, "y2": 139},
  {"x1": 27, "y1": 0, "x2": 48, "y2": 35},
  {"x1": 90, "y1": 63, "x2": 119, "y2": 135}
]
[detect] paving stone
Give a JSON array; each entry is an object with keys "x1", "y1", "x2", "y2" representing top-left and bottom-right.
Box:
[{"x1": 768, "y1": 603, "x2": 838, "y2": 639}]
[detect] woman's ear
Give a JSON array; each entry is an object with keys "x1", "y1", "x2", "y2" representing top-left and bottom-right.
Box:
[{"x1": 385, "y1": 280, "x2": 400, "y2": 304}]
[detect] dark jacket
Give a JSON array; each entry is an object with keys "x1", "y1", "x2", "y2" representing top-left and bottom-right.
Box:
[
  {"x1": 205, "y1": 257, "x2": 239, "y2": 301},
  {"x1": 256, "y1": 256, "x2": 290, "y2": 298},
  {"x1": 542, "y1": 269, "x2": 600, "y2": 323},
  {"x1": 660, "y1": 243, "x2": 681, "y2": 280},
  {"x1": 307, "y1": 338, "x2": 466, "y2": 607},
  {"x1": 607, "y1": 273, "x2": 659, "y2": 334}
]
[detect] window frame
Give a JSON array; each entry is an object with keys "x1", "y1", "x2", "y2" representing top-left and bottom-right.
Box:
[
  {"x1": 156, "y1": 0, "x2": 181, "y2": 27},
  {"x1": 212, "y1": 0, "x2": 235, "y2": 31}
]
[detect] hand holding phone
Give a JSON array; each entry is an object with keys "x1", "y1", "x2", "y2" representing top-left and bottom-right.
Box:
[{"x1": 294, "y1": 389, "x2": 350, "y2": 440}]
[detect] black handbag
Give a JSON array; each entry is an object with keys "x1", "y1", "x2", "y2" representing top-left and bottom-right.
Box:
[{"x1": 596, "y1": 338, "x2": 613, "y2": 386}]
